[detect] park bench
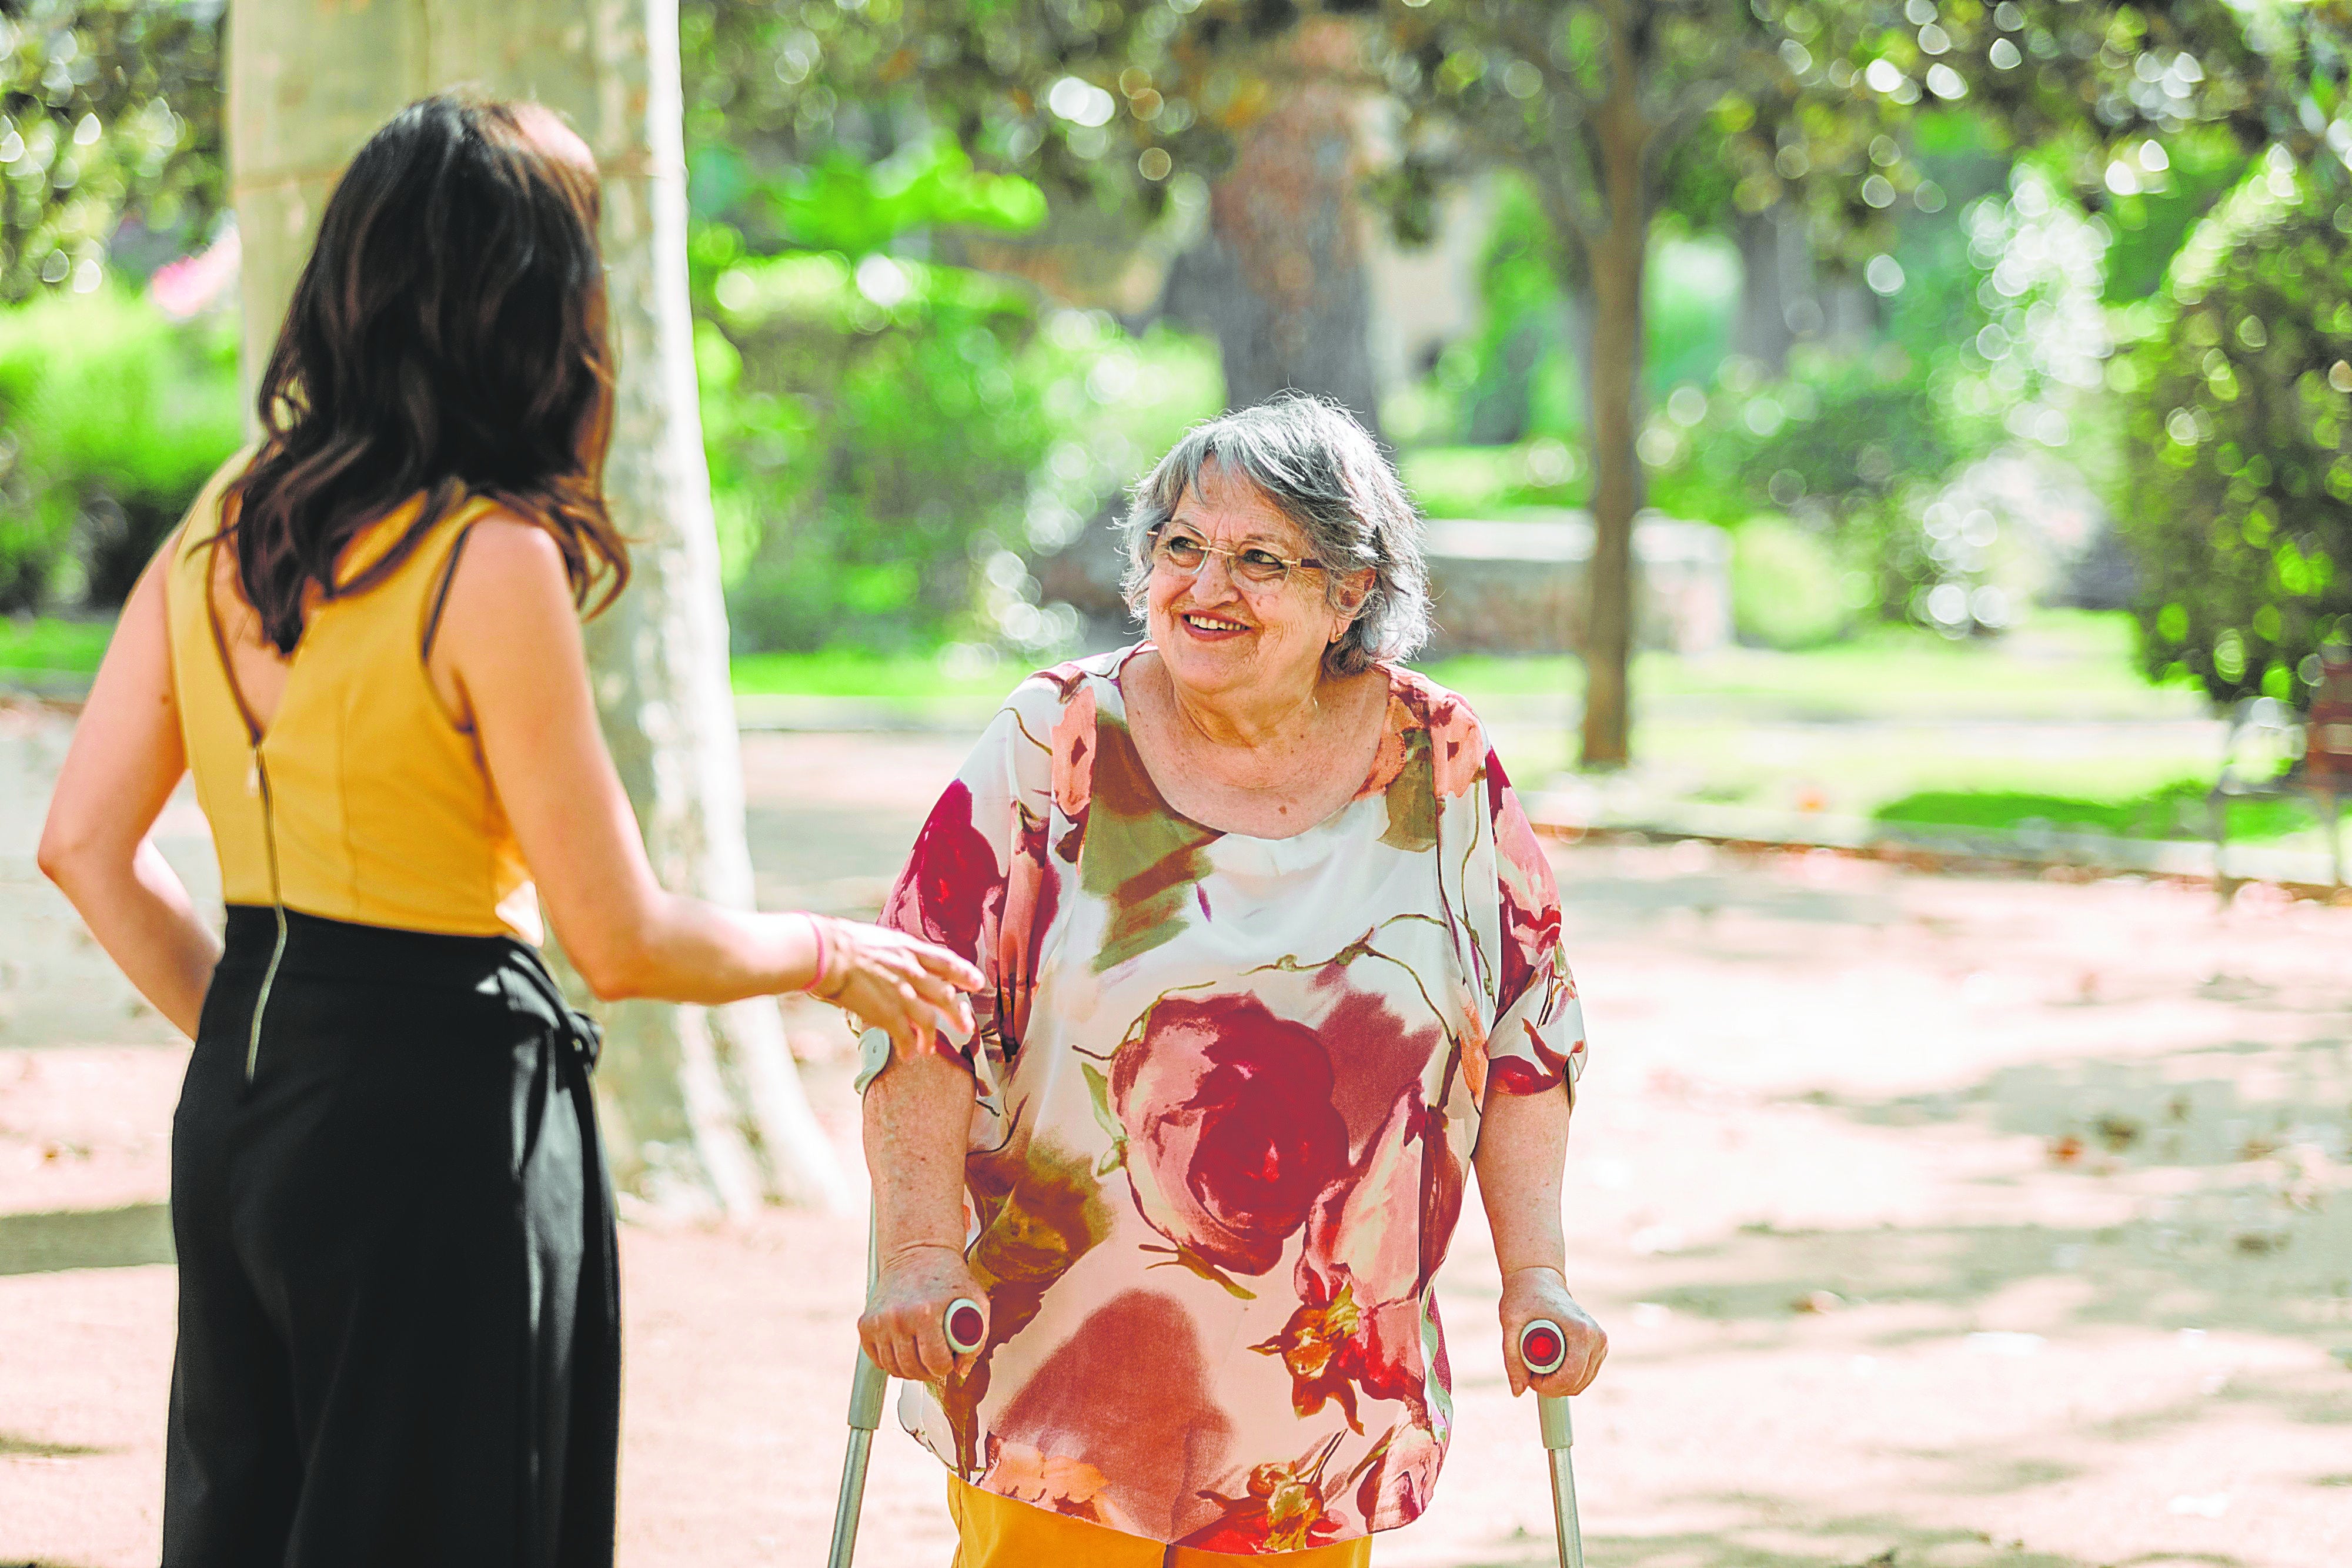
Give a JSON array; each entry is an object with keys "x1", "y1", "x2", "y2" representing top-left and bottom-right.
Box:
[{"x1": 2208, "y1": 646, "x2": 2350, "y2": 887}]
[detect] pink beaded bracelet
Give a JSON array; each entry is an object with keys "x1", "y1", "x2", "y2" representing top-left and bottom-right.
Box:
[{"x1": 800, "y1": 912, "x2": 836, "y2": 995}]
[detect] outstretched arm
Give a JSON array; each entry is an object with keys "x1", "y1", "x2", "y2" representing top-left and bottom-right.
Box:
[
  {"x1": 439, "y1": 516, "x2": 981, "y2": 1049},
  {"x1": 37, "y1": 550, "x2": 219, "y2": 1036}
]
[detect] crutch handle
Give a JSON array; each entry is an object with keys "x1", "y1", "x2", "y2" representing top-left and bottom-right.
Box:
[
  {"x1": 946, "y1": 1298, "x2": 987, "y2": 1356},
  {"x1": 1520, "y1": 1318, "x2": 1571, "y2": 1378}
]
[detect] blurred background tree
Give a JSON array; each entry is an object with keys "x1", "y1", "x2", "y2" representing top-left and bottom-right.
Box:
[
  {"x1": 2119, "y1": 151, "x2": 2352, "y2": 707},
  {"x1": 0, "y1": 0, "x2": 223, "y2": 302},
  {"x1": 0, "y1": 0, "x2": 227, "y2": 609},
  {"x1": 6, "y1": 0, "x2": 2352, "y2": 818}
]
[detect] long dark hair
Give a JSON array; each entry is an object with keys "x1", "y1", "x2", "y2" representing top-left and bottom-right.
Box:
[{"x1": 221, "y1": 91, "x2": 628, "y2": 653}]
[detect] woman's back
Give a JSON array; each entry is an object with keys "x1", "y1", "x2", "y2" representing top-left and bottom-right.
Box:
[{"x1": 166, "y1": 458, "x2": 539, "y2": 942}]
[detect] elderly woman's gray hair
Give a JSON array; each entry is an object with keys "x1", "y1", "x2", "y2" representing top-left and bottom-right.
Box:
[{"x1": 1120, "y1": 394, "x2": 1432, "y2": 674}]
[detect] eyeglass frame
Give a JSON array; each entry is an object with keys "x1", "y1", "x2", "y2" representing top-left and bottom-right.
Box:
[{"x1": 1147, "y1": 524, "x2": 1325, "y2": 590}]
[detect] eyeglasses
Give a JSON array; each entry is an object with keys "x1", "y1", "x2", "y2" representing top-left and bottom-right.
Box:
[{"x1": 1151, "y1": 529, "x2": 1323, "y2": 589}]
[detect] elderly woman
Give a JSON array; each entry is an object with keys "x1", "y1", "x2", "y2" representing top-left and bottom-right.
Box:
[{"x1": 858, "y1": 394, "x2": 1603, "y2": 1565}]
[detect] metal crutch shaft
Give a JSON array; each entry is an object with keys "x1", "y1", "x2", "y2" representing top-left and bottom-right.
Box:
[
  {"x1": 1519, "y1": 1318, "x2": 1587, "y2": 1568},
  {"x1": 826, "y1": 1279, "x2": 990, "y2": 1568},
  {"x1": 826, "y1": 1348, "x2": 890, "y2": 1568}
]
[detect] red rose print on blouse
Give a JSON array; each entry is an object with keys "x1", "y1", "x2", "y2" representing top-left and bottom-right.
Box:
[
  {"x1": 1110, "y1": 995, "x2": 1351, "y2": 1279},
  {"x1": 1489, "y1": 754, "x2": 1564, "y2": 1010},
  {"x1": 1249, "y1": 1268, "x2": 1425, "y2": 1435},
  {"x1": 1489, "y1": 1019, "x2": 1578, "y2": 1096},
  {"x1": 1353, "y1": 1416, "x2": 1444, "y2": 1533},
  {"x1": 1253, "y1": 1095, "x2": 1444, "y2": 1429},
  {"x1": 1419, "y1": 689, "x2": 1486, "y2": 800},
  {"x1": 1180, "y1": 1434, "x2": 1351, "y2": 1554},
  {"x1": 995, "y1": 804, "x2": 1060, "y2": 1050},
  {"x1": 883, "y1": 779, "x2": 1005, "y2": 963}
]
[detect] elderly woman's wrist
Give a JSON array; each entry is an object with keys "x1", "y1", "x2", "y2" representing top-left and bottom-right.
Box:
[{"x1": 1501, "y1": 1261, "x2": 1567, "y2": 1285}]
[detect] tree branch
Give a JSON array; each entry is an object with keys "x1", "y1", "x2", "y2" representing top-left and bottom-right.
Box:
[{"x1": 1493, "y1": 7, "x2": 1594, "y2": 123}]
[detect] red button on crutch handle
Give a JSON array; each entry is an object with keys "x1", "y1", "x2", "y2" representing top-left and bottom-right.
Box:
[
  {"x1": 944, "y1": 1298, "x2": 987, "y2": 1356},
  {"x1": 1519, "y1": 1319, "x2": 1569, "y2": 1377}
]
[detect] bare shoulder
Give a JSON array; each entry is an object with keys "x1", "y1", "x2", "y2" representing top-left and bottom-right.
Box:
[
  {"x1": 458, "y1": 509, "x2": 570, "y2": 588},
  {"x1": 435, "y1": 511, "x2": 585, "y2": 686}
]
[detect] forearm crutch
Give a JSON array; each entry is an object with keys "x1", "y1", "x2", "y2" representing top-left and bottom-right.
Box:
[
  {"x1": 826, "y1": 1225, "x2": 985, "y2": 1568},
  {"x1": 1518, "y1": 1319, "x2": 1586, "y2": 1568}
]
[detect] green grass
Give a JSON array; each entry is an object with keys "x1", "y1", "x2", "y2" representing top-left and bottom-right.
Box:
[
  {"x1": 1873, "y1": 784, "x2": 2316, "y2": 844},
  {"x1": 1424, "y1": 611, "x2": 2202, "y2": 723},
  {"x1": 729, "y1": 648, "x2": 1023, "y2": 701},
  {"x1": 0, "y1": 616, "x2": 112, "y2": 675}
]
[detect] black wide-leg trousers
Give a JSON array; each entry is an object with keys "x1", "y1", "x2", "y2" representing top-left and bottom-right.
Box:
[{"x1": 164, "y1": 907, "x2": 620, "y2": 1568}]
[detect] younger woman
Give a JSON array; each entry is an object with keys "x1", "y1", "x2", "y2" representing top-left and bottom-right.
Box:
[{"x1": 37, "y1": 92, "x2": 980, "y2": 1567}]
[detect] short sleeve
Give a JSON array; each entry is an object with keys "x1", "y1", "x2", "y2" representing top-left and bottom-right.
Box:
[
  {"x1": 1480, "y1": 750, "x2": 1586, "y2": 1100},
  {"x1": 856, "y1": 673, "x2": 1068, "y2": 1097}
]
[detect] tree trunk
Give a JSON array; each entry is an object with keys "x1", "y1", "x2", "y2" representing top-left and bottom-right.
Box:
[
  {"x1": 1576, "y1": 6, "x2": 1653, "y2": 772},
  {"x1": 1732, "y1": 203, "x2": 1799, "y2": 376},
  {"x1": 1160, "y1": 17, "x2": 1383, "y2": 433},
  {"x1": 228, "y1": 0, "x2": 848, "y2": 1215}
]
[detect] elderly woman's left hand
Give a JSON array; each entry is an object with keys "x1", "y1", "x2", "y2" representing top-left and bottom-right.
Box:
[{"x1": 1499, "y1": 1266, "x2": 1606, "y2": 1398}]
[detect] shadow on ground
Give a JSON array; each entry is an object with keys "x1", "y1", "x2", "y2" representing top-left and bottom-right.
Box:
[
  {"x1": 1691, "y1": 1037, "x2": 2352, "y2": 1348},
  {"x1": 0, "y1": 1432, "x2": 109, "y2": 1458},
  {"x1": 0, "y1": 1204, "x2": 172, "y2": 1275},
  {"x1": 1453, "y1": 1514, "x2": 2135, "y2": 1567}
]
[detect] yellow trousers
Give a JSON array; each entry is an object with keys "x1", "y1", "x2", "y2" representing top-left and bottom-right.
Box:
[{"x1": 948, "y1": 1478, "x2": 1372, "y2": 1566}]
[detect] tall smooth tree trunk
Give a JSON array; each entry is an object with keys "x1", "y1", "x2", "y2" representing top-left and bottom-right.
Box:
[
  {"x1": 1575, "y1": 4, "x2": 1655, "y2": 772},
  {"x1": 1161, "y1": 17, "x2": 1383, "y2": 433},
  {"x1": 228, "y1": 0, "x2": 848, "y2": 1214}
]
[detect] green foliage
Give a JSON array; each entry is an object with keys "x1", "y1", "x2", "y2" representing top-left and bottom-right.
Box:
[
  {"x1": 1396, "y1": 442, "x2": 1581, "y2": 519},
  {"x1": 0, "y1": 286, "x2": 239, "y2": 611},
  {"x1": 2099, "y1": 126, "x2": 2254, "y2": 305},
  {"x1": 678, "y1": 1, "x2": 1191, "y2": 237},
  {"x1": 0, "y1": 0, "x2": 225, "y2": 300},
  {"x1": 697, "y1": 238, "x2": 1218, "y2": 654},
  {"x1": 1644, "y1": 346, "x2": 1966, "y2": 601},
  {"x1": 693, "y1": 133, "x2": 1049, "y2": 256},
  {"x1": 1443, "y1": 173, "x2": 1576, "y2": 446},
  {"x1": 1732, "y1": 514, "x2": 1850, "y2": 650},
  {"x1": 1409, "y1": 173, "x2": 1740, "y2": 451},
  {"x1": 2117, "y1": 153, "x2": 2352, "y2": 707}
]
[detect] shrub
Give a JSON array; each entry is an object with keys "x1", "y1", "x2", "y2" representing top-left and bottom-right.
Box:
[
  {"x1": 2115, "y1": 151, "x2": 2352, "y2": 707},
  {"x1": 1732, "y1": 514, "x2": 1849, "y2": 650},
  {"x1": 0, "y1": 287, "x2": 239, "y2": 610}
]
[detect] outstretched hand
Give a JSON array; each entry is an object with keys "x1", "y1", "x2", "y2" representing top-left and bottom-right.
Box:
[
  {"x1": 1499, "y1": 1266, "x2": 1607, "y2": 1398},
  {"x1": 808, "y1": 917, "x2": 984, "y2": 1058}
]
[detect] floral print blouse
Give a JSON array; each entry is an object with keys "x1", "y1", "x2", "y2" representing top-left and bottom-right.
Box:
[{"x1": 862, "y1": 643, "x2": 1585, "y2": 1554}]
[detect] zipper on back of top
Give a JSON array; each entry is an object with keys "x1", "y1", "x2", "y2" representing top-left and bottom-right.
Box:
[{"x1": 245, "y1": 748, "x2": 289, "y2": 1083}]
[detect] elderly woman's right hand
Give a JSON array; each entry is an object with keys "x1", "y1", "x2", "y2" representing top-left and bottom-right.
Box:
[
  {"x1": 861, "y1": 1242, "x2": 990, "y2": 1383},
  {"x1": 808, "y1": 917, "x2": 984, "y2": 1057}
]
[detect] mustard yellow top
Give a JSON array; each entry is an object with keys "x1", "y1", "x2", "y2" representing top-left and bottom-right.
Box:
[{"x1": 164, "y1": 457, "x2": 543, "y2": 944}]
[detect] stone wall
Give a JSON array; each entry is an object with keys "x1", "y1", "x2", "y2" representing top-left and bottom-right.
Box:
[{"x1": 1421, "y1": 513, "x2": 1730, "y2": 656}]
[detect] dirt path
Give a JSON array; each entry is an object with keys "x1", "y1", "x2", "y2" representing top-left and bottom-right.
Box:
[{"x1": 4, "y1": 708, "x2": 2349, "y2": 1567}]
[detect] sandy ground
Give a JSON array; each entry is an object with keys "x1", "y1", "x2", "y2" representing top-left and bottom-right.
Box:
[{"x1": 4, "y1": 704, "x2": 2351, "y2": 1567}]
